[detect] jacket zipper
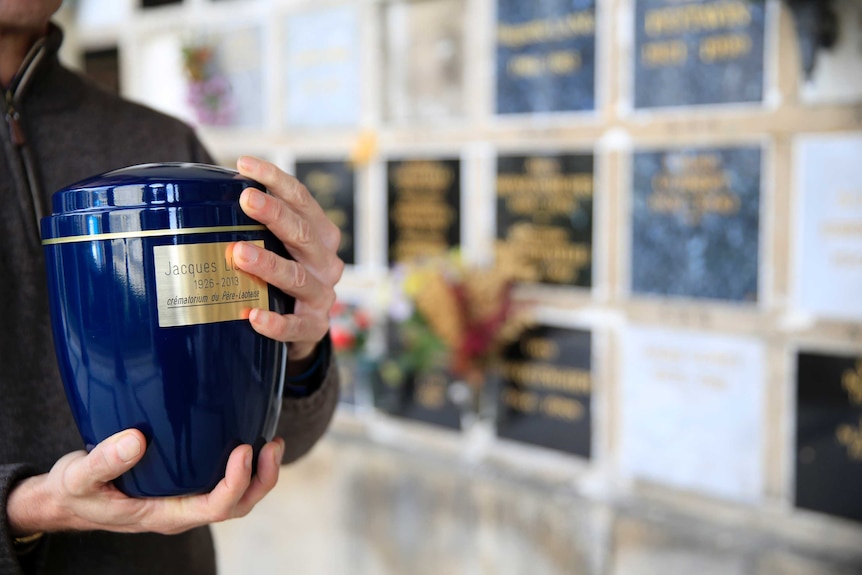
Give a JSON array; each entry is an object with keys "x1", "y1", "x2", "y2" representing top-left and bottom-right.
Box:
[
  {"x1": 4, "y1": 37, "x2": 48, "y2": 228},
  {"x1": 5, "y1": 91, "x2": 25, "y2": 147}
]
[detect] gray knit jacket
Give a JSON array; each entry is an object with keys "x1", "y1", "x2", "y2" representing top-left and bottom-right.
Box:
[{"x1": 0, "y1": 25, "x2": 339, "y2": 575}]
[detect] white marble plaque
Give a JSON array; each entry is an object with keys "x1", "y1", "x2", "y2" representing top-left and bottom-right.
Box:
[
  {"x1": 213, "y1": 26, "x2": 264, "y2": 128},
  {"x1": 383, "y1": 0, "x2": 465, "y2": 123},
  {"x1": 285, "y1": 6, "x2": 361, "y2": 128},
  {"x1": 620, "y1": 326, "x2": 765, "y2": 502},
  {"x1": 795, "y1": 135, "x2": 862, "y2": 321}
]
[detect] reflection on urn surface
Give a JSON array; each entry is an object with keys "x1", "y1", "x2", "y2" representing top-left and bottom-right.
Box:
[{"x1": 41, "y1": 163, "x2": 293, "y2": 497}]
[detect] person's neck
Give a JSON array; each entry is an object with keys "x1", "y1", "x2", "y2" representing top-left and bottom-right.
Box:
[{"x1": 0, "y1": 26, "x2": 46, "y2": 89}]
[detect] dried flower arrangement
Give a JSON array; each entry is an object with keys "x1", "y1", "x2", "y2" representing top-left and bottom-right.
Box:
[{"x1": 382, "y1": 249, "x2": 531, "y2": 395}]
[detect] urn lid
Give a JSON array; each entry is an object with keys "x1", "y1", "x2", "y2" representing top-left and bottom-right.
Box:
[
  {"x1": 49, "y1": 163, "x2": 262, "y2": 214},
  {"x1": 41, "y1": 163, "x2": 266, "y2": 243}
]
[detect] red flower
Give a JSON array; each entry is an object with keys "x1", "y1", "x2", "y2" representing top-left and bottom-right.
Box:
[
  {"x1": 330, "y1": 301, "x2": 347, "y2": 317},
  {"x1": 330, "y1": 327, "x2": 356, "y2": 351},
  {"x1": 354, "y1": 310, "x2": 371, "y2": 330}
]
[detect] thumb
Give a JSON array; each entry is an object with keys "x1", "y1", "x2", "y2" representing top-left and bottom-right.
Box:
[{"x1": 66, "y1": 430, "x2": 146, "y2": 494}]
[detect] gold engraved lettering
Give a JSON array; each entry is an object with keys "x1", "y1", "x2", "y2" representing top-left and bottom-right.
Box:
[
  {"x1": 700, "y1": 33, "x2": 752, "y2": 62},
  {"x1": 641, "y1": 40, "x2": 688, "y2": 67},
  {"x1": 416, "y1": 374, "x2": 447, "y2": 410},
  {"x1": 390, "y1": 160, "x2": 457, "y2": 263},
  {"x1": 324, "y1": 209, "x2": 348, "y2": 228},
  {"x1": 393, "y1": 161, "x2": 454, "y2": 191},
  {"x1": 548, "y1": 50, "x2": 581, "y2": 74},
  {"x1": 648, "y1": 153, "x2": 740, "y2": 225},
  {"x1": 503, "y1": 388, "x2": 540, "y2": 413},
  {"x1": 832, "y1": 252, "x2": 862, "y2": 268},
  {"x1": 498, "y1": 10, "x2": 595, "y2": 48},
  {"x1": 521, "y1": 337, "x2": 559, "y2": 361},
  {"x1": 836, "y1": 418, "x2": 862, "y2": 461},
  {"x1": 655, "y1": 370, "x2": 689, "y2": 384},
  {"x1": 541, "y1": 395, "x2": 584, "y2": 421},
  {"x1": 391, "y1": 202, "x2": 454, "y2": 230},
  {"x1": 508, "y1": 54, "x2": 545, "y2": 78},
  {"x1": 496, "y1": 157, "x2": 593, "y2": 282},
  {"x1": 507, "y1": 50, "x2": 582, "y2": 78},
  {"x1": 820, "y1": 222, "x2": 862, "y2": 238},
  {"x1": 838, "y1": 190, "x2": 862, "y2": 208},
  {"x1": 154, "y1": 241, "x2": 269, "y2": 328},
  {"x1": 645, "y1": 1, "x2": 752, "y2": 37},
  {"x1": 305, "y1": 170, "x2": 340, "y2": 197},
  {"x1": 500, "y1": 361, "x2": 592, "y2": 395},
  {"x1": 842, "y1": 360, "x2": 862, "y2": 405}
]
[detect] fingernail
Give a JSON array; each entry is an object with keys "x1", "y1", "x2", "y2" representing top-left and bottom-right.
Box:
[
  {"x1": 238, "y1": 155, "x2": 258, "y2": 172},
  {"x1": 234, "y1": 242, "x2": 258, "y2": 265},
  {"x1": 242, "y1": 188, "x2": 266, "y2": 210},
  {"x1": 244, "y1": 448, "x2": 253, "y2": 471},
  {"x1": 249, "y1": 308, "x2": 271, "y2": 328},
  {"x1": 276, "y1": 441, "x2": 285, "y2": 464},
  {"x1": 117, "y1": 434, "x2": 142, "y2": 463}
]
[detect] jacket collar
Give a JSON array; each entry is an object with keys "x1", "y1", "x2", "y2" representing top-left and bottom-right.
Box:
[{"x1": 11, "y1": 23, "x2": 84, "y2": 113}]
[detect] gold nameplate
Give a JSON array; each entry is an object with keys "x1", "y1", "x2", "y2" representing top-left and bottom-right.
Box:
[{"x1": 154, "y1": 241, "x2": 269, "y2": 328}]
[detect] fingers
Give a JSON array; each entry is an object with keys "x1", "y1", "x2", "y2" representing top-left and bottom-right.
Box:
[
  {"x1": 248, "y1": 309, "x2": 329, "y2": 353},
  {"x1": 63, "y1": 429, "x2": 145, "y2": 496},
  {"x1": 238, "y1": 187, "x2": 344, "y2": 285},
  {"x1": 233, "y1": 156, "x2": 343, "y2": 348},
  {"x1": 235, "y1": 439, "x2": 284, "y2": 516},
  {"x1": 44, "y1": 438, "x2": 281, "y2": 536},
  {"x1": 203, "y1": 444, "x2": 253, "y2": 510},
  {"x1": 231, "y1": 241, "x2": 336, "y2": 311},
  {"x1": 237, "y1": 156, "x2": 343, "y2": 280},
  {"x1": 169, "y1": 441, "x2": 281, "y2": 530}
]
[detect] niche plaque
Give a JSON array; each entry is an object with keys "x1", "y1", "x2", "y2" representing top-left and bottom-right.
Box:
[
  {"x1": 496, "y1": 326, "x2": 592, "y2": 458},
  {"x1": 295, "y1": 160, "x2": 357, "y2": 266},
  {"x1": 285, "y1": 6, "x2": 361, "y2": 128},
  {"x1": 496, "y1": 0, "x2": 597, "y2": 114},
  {"x1": 387, "y1": 159, "x2": 461, "y2": 266},
  {"x1": 630, "y1": 146, "x2": 761, "y2": 302},
  {"x1": 795, "y1": 135, "x2": 862, "y2": 321},
  {"x1": 383, "y1": 0, "x2": 466, "y2": 123},
  {"x1": 634, "y1": 0, "x2": 766, "y2": 108},
  {"x1": 372, "y1": 320, "x2": 462, "y2": 430},
  {"x1": 496, "y1": 153, "x2": 594, "y2": 286},
  {"x1": 620, "y1": 326, "x2": 766, "y2": 502},
  {"x1": 795, "y1": 351, "x2": 862, "y2": 523}
]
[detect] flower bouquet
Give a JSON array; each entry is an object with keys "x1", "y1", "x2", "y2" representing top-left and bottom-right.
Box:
[{"x1": 377, "y1": 250, "x2": 531, "y2": 427}]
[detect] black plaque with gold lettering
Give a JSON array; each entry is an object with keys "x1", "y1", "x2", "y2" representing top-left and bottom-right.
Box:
[
  {"x1": 496, "y1": 326, "x2": 592, "y2": 457},
  {"x1": 387, "y1": 159, "x2": 461, "y2": 266},
  {"x1": 631, "y1": 146, "x2": 760, "y2": 302},
  {"x1": 496, "y1": 0, "x2": 596, "y2": 114},
  {"x1": 296, "y1": 161, "x2": 356, "y2": 265},
  {"x1": 372, "y1": 320, "x2": 462, "y2": 430},
  {"x1": 496, "y1": 154, "x2": 593, "y2": 286},
  {"x1": 795, "y1": 352, "x2": 862, "y2": 523},
  {"x1": 634, "y1": 0, "x2": 766, "y2": 108}
]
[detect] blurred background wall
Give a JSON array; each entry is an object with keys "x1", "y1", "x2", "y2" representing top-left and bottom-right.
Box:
[{"x1": 58, "y1": 0, "x2": 862, "y2": 573}]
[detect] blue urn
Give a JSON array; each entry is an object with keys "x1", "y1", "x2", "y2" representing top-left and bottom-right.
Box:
[{"x1": 41, "y1": 163, "x2": 292, "y2": 497}]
